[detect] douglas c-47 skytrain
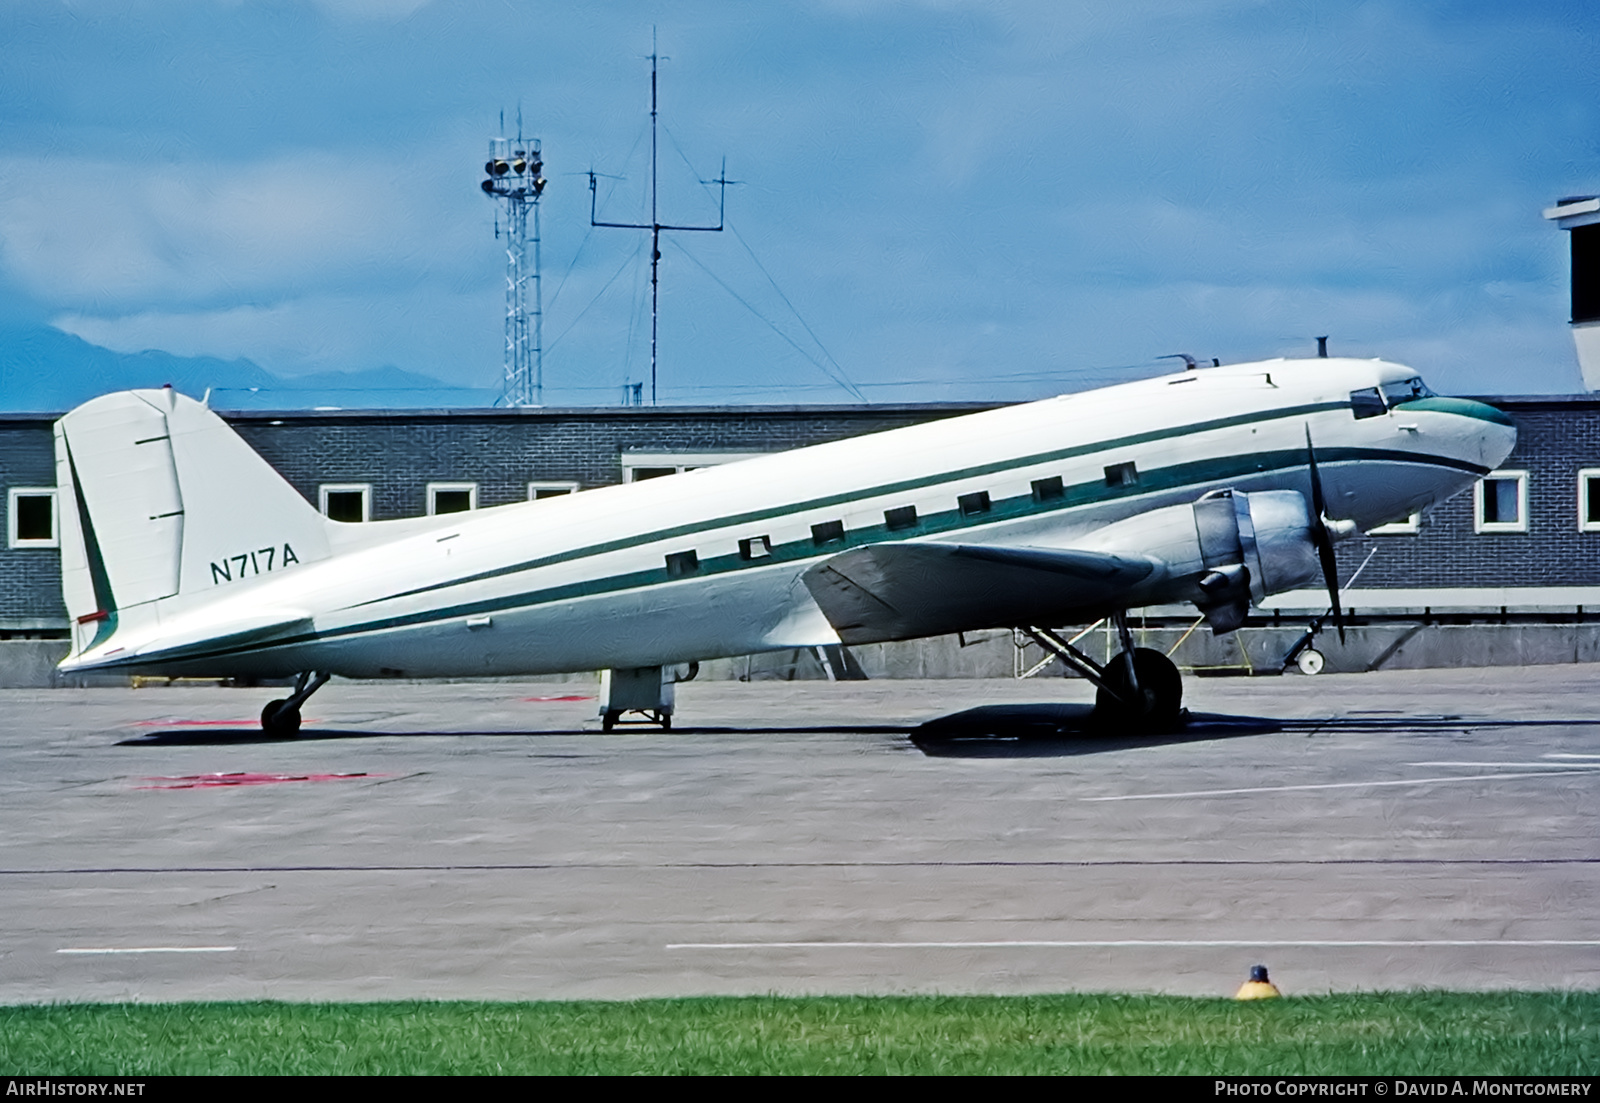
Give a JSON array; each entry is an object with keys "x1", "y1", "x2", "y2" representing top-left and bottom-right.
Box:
[{"x1": 52, "y1": 357, "x2": 1515, "y2": 733}]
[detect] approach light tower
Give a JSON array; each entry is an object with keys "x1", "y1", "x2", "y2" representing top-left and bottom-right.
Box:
[{"x1": 481, "y1": 131, "x2": 546, "y2": 406}]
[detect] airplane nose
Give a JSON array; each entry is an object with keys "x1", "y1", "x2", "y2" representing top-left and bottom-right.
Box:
[
  {"x1": 1397, "y1": 396, "x2": 1516, "y2": 469},
  {"x1": 1459, "y1": 398, "x2": 1518, "y2": 469}
]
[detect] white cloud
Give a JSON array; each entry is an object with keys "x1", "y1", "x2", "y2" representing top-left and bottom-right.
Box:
[
  {"x1": 53, "y1": 287, "x2": 501, "y2": 380},
  {"x1": 0, "y1": 151, "x2": 478, "y2": 310}
]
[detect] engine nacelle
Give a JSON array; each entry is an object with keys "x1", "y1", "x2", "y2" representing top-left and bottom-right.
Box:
[{"x1": 1078, "y1": 488, "x2": 1321, "y2": 634}]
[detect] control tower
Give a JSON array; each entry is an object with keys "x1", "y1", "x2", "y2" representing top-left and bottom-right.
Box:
[{"x1": 1545, "y1": 195, "x2": 1600, "y2": 390}]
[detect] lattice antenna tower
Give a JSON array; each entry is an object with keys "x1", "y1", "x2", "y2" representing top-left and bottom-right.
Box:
[
  {"x1": 481, "y1": 112, "x2": 547, "y2": 406},
  {"x1": 589, "y1": 45, "x2": 729, "y2": 405}
]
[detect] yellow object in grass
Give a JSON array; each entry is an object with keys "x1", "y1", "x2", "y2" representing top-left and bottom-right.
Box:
[{"x1": 1235, "y1": 964, "x2": 1282, "y2": 1000}]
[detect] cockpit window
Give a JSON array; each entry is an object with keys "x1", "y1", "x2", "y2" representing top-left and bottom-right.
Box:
[
  {"x1": 1349, "y1": 387, "x2": 1386, "y2": 419},
  {"x1": 1352, "y1": 377, "x2": 1435, "y2": 419},
  {"x1": 1381, "y1": 377, "x2": 1434, "y2": 405}
]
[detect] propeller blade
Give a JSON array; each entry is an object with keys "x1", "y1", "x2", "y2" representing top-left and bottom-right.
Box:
[{"x1": 1305, "y1": 427, "x2": 1345, "y2": 644}]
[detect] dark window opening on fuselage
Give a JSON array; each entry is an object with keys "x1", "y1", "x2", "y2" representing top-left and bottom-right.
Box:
[
  {"x1": 812, "y1": 520, "x2": 845, "y2": 546},
  {"x1": 884, "y1": 505, "x2": 919, "y2": 531},
  {"x1": 957, "y1": 491, "x2": 991, "y2": 517},
  {"x1": 1104, "y1": 462, "x2": 1138, "y2": 488}
]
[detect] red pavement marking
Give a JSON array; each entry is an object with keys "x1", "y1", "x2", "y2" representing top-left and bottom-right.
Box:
[
  {"x1": 520, "y1": 695, "x2": 595, "y2": 702},
  {"x1": 136, "y1": 772, "x2": 382, "y2": 790}
]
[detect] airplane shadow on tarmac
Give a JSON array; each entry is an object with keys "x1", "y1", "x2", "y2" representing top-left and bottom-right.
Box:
[
  {"x1": 114, "y1": 708, "x2": 1600, "y2": 755},
  {"x1": 114, "y1": 724, "x2": 916, "y2": 747},
  {"x1": 904, "y1": 703, "x2": 1600, "y2": 758}
]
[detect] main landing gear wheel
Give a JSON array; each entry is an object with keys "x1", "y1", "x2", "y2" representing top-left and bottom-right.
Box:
[
  {"x1": 260, "y1": 699, "x2": 302, "y2": 736},
  {"x1": 1296, "y1": 648, "x2": 1326, "y2": 676},
  {"x1": 1094, "y1": 647, "x2": 1183, "y2": 732}
]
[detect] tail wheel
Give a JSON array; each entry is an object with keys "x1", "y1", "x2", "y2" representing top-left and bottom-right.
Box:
[
  {"x1": 1094, "y1": 647, "x2": 1183, "y2": 732},
  {"x1": 1296, "y1": 648, "x2": 1326, "y2": 676},
  {"x1": 260, "y1": 699, "x2": 302, "y2": 736}
]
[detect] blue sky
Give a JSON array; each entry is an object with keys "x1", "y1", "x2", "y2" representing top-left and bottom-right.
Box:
[{"x1": 1, "y1": 0, "x2": 1597, "y2": 406}]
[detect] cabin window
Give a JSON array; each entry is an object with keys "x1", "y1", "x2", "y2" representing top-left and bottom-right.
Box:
[
  {"x1": 665, "y1": 550, "x2": 700, "y2": 578},
  {"x1": 528, "y1": 482, "x2": 579, "y2": 500},
  {"x1": 957, "y1": 491, "x2": 991, "y2": 517},
  {"x1": 1579, "y1": 469, "x2": 1600, "y2": 531},
  {"x1": 1104, "y1": 462, "x2": 1138, "y2": 488},
  {"x1": 319, "y1": 484, "x2": 370, "y2": 523},
  {"x1": 1031, "y1": 476, "x2": 1064, "y2": 503},
  {"x1": 7, "y1": 488, "x2": 57, "y2": 548},
  {"x1": 427, "y1": 483, "x2": 477, "y2": 515},
  {"x1": 1350, "y1": 388, "x2": 1387, "y2": 419},
  {"x1": 1474, "y1": 471, "x2": 1527, "y2": 533},
  {"x1": 884, "y1": 505, "x2": 919, "y2": 531},
  {"x1": 739, "y1": 535, "x2": 772, "y2": 560},
  {"x1": 811, "y1": 520, "x2": 845, "y2": 546}
]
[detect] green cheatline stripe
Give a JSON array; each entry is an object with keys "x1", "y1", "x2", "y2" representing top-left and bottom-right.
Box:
[
  {"x1": 96, "y1": 444, "x2": 1486, "y2": 671},
  {"x1": 64, "y1": 438, "x2": 119, "y2": 651},
  {"x1": 361, "y1": 400, "x2": 1354, "y2": 608}
]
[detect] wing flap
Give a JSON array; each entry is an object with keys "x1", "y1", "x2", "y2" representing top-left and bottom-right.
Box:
[{"x1": 801, "y1": 543, "x2": 1159, "y2": 644}]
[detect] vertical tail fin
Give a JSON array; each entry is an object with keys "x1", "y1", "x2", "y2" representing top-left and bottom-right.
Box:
[{"x1": 55, "y1": 388, "x2": 332, "y2": 657}]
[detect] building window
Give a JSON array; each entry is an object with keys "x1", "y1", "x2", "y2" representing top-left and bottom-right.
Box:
[
  {"x1": 528, "y1": 482, "x2": 580, "y2": 500},
  {"x1": 428, "y1": 482, "x2": 478, "y2": 516},
  {"x1": 621, "y1": 451, "x2": 769, "y2": 483},
  {"x1": 1368, "y1": 512, "x2": 1421, "y2": 535},
  {"x1": 8, "y1": 488, "x2": 57, "y2": 548},
  {"x1": 1579, "y1": 469, "x2": 1600, "y2": 531},
  {"x1": 811, "y1": 520, "x2": 845, "y2": 546},
  {"x1": 1474, "y1": 471, "x2": 1527, "y2": 533},
  {"x1": 664, "y1": 550, "x2": 700, "y2": 578},
  {"x1": 1104, "y1": 462, "x2": 1139, "y2": 488},
  {"x1": 319, "y1": 484, "x2": 371, "y2": 523},
  {"x1": 1032, "y1": 476, "x2": 1064, "y2": 503},
  {"x1": 739, "y1": 535, "x2": 772, "y2": 560},
  {"x1": 957, "y1": 491, "x2": 991, "y2": 517}
]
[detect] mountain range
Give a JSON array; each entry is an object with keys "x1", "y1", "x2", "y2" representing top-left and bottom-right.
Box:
[{"x1": 0, "y1": 325, "x2": 499, "y2": 412}]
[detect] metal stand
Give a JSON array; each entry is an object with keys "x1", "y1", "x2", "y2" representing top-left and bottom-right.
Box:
[{"x1": 599, "y1": 663, "x2": 698, "y2": 731}]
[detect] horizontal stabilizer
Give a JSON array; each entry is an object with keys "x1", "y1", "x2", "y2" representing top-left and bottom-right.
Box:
[
  {"x1": 103, "y1": 609, "x2": 314, "y2": 668},
  {"x1": 801, "y1": 543, "x2": 1158, "y2": 645}
]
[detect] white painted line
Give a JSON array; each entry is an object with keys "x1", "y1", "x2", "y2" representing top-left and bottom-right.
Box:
[
  {"x1": 1546, "y1": 753, "x2": 1600, "y2": 760},
  {"x1": 1410, "y1": 761, "x2": 1600, "y2": 769},
  {"x1": 1082, "y1": 769, "x2": 1599, "y2": 802},
  {"x1": 667, "y1": 939, "x2": 1600, "y2": 950},
  {"x1": 58, "y1": 946, "x2": 238, "y2": 954}
]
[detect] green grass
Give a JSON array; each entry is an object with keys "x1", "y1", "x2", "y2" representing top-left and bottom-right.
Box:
[{"x1": 2, "y1": 993, "x2": 1595, "y2": 1075}]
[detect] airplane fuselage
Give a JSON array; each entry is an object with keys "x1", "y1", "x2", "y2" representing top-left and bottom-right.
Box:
[{"x1": 59, "y1": 358, "x2": 1515, "y2": 680}]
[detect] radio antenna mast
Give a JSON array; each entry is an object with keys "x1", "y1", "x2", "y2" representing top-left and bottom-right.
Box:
[{"x1": 589, "y1": 40, "x2": 728, "y2": 405}]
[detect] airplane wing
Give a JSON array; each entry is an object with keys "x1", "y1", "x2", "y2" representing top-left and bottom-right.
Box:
[{"x1": 801, "y1": 543, "x2": 1160, "y2": 645}]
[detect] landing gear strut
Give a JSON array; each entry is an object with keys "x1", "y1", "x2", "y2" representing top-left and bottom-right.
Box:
[
  {"x1": 260, "y1": 671, "x2": 329, "y2": 735},
  {"x1": 1022, "y1": 612, "x2": 1184, "y2": 732}
]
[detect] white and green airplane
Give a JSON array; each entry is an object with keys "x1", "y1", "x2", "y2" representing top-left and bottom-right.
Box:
[{"x1": 53, "y1": 357, "x2": 1514, "y2": 733}]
